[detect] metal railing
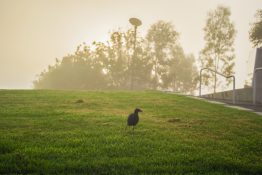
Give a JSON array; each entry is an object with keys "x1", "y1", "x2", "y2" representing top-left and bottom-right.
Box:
[
  {"x1": 199, "y1": 68, "x2": 236, "y2": 104},
  {"x1": 253, "y1": 67, "x2": 262, "y2": 105}
]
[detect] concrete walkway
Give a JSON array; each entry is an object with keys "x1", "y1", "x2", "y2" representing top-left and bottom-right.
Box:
[{"x1": 190, "y1": 96, "x2": 262, "y2": 116}]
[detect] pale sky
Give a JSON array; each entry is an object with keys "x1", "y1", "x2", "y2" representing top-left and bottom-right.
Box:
[{"x1": 0, "y1": 0, "x2": 261, "y2": 89}]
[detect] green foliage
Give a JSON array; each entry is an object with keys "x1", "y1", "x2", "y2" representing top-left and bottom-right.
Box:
[
  {"x1": 200, "y1": 6, "x2": 236, "y2": 93},
  {"x1": 34, "y1": 50, "x2": 108, "y2": 90},
  {"x1": 34, "y1": 21, "x2": 198, "y2": 94},
  {"x1": 0, "y1": 90, "x2": 261, "y2": 174},
  {"x1": 146, "y1": 21, "x2": 179, "y2": 89},
  {"x1": 249, "y1": 9, "x2": 262, "y2": 47},
  {"x1": 165, "y1": 46, "x2": 198, "y2": 94}
]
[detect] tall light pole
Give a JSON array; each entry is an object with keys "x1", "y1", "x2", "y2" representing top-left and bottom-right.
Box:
[{"x1": 129, "y1": 17, "x2": 142, "y2": 90}]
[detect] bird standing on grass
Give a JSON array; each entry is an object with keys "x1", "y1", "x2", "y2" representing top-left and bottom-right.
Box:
[{"x1": 127, "y1": 108, "x2": 143, "y2": 131}]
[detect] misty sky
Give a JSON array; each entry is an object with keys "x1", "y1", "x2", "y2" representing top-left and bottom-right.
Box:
[{"x1": 0, "y1": 0, "x2": 261, "y2": 89}]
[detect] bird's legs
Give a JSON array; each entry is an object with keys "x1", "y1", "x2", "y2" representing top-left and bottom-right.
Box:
[{"x1": 124, "y1": 125, "x2": 135, "y2": 134}]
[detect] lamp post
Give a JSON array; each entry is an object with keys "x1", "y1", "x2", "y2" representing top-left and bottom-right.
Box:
[{"x1": 129, "y1": 17, "x2": 142, "y2": 90}]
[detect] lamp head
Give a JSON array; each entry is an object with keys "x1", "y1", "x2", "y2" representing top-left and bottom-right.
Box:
[{"x1": 129, "y1": 18, "x2": 142, "y2": 26}]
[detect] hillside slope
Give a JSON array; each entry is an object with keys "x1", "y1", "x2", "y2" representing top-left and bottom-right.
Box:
[{"x1": 0, "y1": 90, "x2": 261, "y2": 174}]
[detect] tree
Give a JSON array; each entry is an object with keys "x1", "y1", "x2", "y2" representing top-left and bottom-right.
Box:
[
  {"x1": 200, "y1": 6, "x2": 236, "y2": 93},
  {"x1": 130, "y1": 37, "x2": 153, "y2": 90},
  {"x1": 146, "y1": 21, "x2": 179, "y2": 89},
  {"x1": 107, "y1": 31, "x2": 126, "y2": 88},
  {"x1": 34, "y1": 43, "x2": 108, "y2": 90},
  {"x1": 107, "y1": 29, "x2": 152, "y2": 89},
  {"x1": 34, "y1": 20, "x2": 198, "y2": 94},
  {"x1": 249, "y1": 9, "x2": 262, "y2": 47},
  {"x1": 166, "y1": 46, "x2": 198, "y2": 94}
]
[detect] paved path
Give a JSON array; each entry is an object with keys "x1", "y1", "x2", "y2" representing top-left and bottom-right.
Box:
[
  {"x1": 162, "y1": 91, "x2": 262, "y2": 116},
  {"x1": 190, "y1": 96, "x2": 262, "y2": 116}
]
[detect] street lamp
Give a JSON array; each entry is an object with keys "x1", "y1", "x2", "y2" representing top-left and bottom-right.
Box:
[{"x1": 129, "y1": 17, "x2": 142, "y2": 90}]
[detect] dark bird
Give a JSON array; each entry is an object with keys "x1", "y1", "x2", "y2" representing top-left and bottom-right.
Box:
[{"x1": 127, "y1": 108, "x2": 143, "y2": 131}]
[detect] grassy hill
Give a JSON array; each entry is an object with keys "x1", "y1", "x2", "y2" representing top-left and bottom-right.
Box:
[{"x1": 0, "y1": 90, "x2": 261, "y2": 174}]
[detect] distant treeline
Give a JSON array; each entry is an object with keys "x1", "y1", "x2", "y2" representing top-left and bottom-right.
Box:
[{"x1": 34, "y1": 21, "x2": 198, "y2": 94}]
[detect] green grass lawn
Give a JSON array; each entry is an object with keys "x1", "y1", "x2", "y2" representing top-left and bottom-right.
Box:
[{"x1": 0, "y1": 90, "x2": 261, "y2": 175}]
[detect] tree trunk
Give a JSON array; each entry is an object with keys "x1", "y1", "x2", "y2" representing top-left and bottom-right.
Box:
[
  {"x1": 214, "y1": 73, "x2": 217, "y2": 94},
  {"x1": 213, "y1": 55, "x2": 220, "y2": 94},
  {"x1": 154, "y1": 58, "x2": 158, "y2": 90},
  {"x1": 173, "y1": 75, "x2": 176, "y2": 92}
]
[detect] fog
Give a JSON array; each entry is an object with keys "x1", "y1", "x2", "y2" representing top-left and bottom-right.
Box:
[{"x1": 0, "y1": 0, "x2": 261, "y2": 89}]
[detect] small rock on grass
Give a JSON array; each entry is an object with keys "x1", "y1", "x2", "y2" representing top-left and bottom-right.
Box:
[
  {"x1": 75, "y1": 99, "x2": 84, "y2": 103},
  {"x1": 168, "y1": 118, "x2": 181, "y2": 123}
]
